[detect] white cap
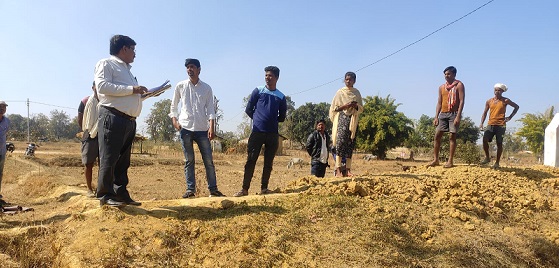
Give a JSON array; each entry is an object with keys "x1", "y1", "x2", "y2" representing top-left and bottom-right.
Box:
[
  {"x1": 494, "y1": 83, "x2": 507, "y2": 92},
  {"x1": 0, "y1": 100, "x2": 7, "y2": 106}
]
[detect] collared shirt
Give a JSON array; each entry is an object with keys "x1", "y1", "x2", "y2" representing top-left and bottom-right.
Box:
[
  {"x1": 82, "y1": 94, "x2": 100, "y2": 138},
  {"x1": 0, "y1": 116, "x2": 10, "y2": 155},
  {"x1": 94, "y1": 55, "x2": 141, "y2": 117},
  {"x1": 169, "y1": 79, "x2": 216, "y2": 132},
  {"x1": 319, "y1": 133, "x2": 328, "y2": 163}
]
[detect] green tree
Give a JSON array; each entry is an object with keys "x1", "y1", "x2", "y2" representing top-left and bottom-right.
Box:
[
  {"x1": 48, "y1": 110, "x2": 72, "y2": 140},
  {"x1": 404, "y1": 115, "x2": 435, "y2": 150},
  {"x1": 68, "y1": 116, "x2": 81, "y2": 139},
  {"x1": 356, "y1": 95, "x2": 414, "y2": 159},
  {"x1": 286, "y1": 102, "x2": 331, "y2": 146},
  {"x1": 214, "y1": 96, "x2": 223, "y2": 133},
  {"x1": 7, "y1": 114, "x2": 28, "y2": 140},
  {"x1": 30, "y1": 113, "x2": 49, "y2": 141},
  {"x1": 503, "y1": 131, "x2": 526, "y2": 154},
  {"x1": 403, "y1": 114, "x2": 480, "y2": 160},
  {"x1": 237, "y1": 94, "x2": 253, "y2": 139},
  {"x1": 517, "y1": 106, "x2": 554, "y2": 157},
  {"x1": 145, "y1": 99, "x2": 175, "y2": 142},
  {"x1": 217, "y1": 130, "x2": 238, "y2": 151}
]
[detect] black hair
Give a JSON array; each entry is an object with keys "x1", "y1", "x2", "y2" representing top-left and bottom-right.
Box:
[
  {"x1": 316, "y1": 119, "x2": 326, "y2": 125},
  {"x1": 184, "y1": 58, "x2": 201, "y2": 68},
  {"x1": 264, "y1": 66, "x2": 280, "y2": 77},
  {"x1": 109, "y1": 35, "x2": 136, "y2": 56},
  {"x1": 345, "y1": 72, "x2": 356, "y2": 81},
  {"x1": 443, "y1": 66, "x2": 457, "y2": 75}
]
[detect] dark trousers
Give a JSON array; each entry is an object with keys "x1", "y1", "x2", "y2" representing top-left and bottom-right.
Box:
[
  {"x1": 96, "y1": 106, "x2": 136, "y2": 201},
  {"x1": 243, "y1": 132, "x2": 279, "y2": 191},
  {"x1": 311, "y1": 162, "x2": 328, "y2": 178}
]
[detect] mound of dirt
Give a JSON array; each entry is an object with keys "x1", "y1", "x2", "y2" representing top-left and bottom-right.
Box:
[{"x1": 286, "y1": 165, "x2": 557, "y2": 219}]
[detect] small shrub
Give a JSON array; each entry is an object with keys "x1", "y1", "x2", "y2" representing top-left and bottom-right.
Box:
[{"x1": 457, "y1": 141, "x2": 481, "y2": 165}]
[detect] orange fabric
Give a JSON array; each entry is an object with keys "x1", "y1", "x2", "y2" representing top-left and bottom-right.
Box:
[
  {"x1": 445, "y1": 80, "x2": 461, "y2": 110},
  {"x1": 487, "y1": 98, "x2": 508, "y2": 126},
  {"x1": 440, "y1": 85, "x2": 460, "y2": 113}
]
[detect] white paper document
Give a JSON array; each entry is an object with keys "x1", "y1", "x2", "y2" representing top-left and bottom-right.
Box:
[{"x1": 141, "y1": 80, "x2": 171, "y2": 100}]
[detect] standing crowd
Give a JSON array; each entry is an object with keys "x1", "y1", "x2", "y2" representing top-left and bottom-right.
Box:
[{"x1": 0, "y1": 34, "x2": 520, "y2": 206}]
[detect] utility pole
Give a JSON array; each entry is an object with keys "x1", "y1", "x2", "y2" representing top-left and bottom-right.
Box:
[{"x1": 27, "y1": 98, "x2": 30, "y2": 142}]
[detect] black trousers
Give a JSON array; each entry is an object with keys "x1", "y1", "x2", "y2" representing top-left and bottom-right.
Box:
[
  {"x1": 242, "y1": 132, "x2": 279, "y2": 191},
  {"x1": 311, "y1": 161, "x2": 328, "y2": 178},
  {"x1": 96, "y1": 106, "x2": 136, "y2": 201}
]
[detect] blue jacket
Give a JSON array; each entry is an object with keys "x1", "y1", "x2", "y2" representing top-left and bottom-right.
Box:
[{"x1": 245, "y1": 86, "x2": 287, "y2": 133}]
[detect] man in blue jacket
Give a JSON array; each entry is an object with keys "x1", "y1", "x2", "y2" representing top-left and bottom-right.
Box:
[{"x1": 234, "y1": 66, "x2": 287, "y2": 197}]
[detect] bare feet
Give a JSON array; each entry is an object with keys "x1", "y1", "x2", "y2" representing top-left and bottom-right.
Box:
[
  {"x1": 426, "y1": 161, "x2": 439, "y2": 167},
  {"x1": 346, "y1": 169, "x2": 354, "y2": 177},
  {"x1": 335, "y1": 169, "x2": 344, "y2": 177},
  {"x1": 443, "y1": 163, "x2": 454, "y2": 168}
]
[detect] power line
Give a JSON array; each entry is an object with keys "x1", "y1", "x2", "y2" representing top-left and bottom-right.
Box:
[
  {"x1": 29, "y1": 101, "x2": 76, "y2": 111},
  {"x1": 289, "y1": 0, "x2": 495, "y2": 96},
  {"x1": 5, "y1": 100, "x2": 77, "y2": 111}
]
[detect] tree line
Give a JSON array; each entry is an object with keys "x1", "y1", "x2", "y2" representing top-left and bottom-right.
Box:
[
  {"x1": 7, "y1": 97, "x2": 553, "y2": 161},
  {"x1": 7, "y1": 110, "x2": 80, "y2": 141}
]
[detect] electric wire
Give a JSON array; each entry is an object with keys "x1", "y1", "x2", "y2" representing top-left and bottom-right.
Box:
[{"x1": 289, "y1": 0, "x2": 495, "y2": 96}]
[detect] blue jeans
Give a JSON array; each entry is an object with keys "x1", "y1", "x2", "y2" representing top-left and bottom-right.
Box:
[{"x1": 179, "y1": 129, "x2": 218, "y2": 192}]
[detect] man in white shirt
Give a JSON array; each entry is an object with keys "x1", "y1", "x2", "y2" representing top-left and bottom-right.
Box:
[
  {"x1": 306, "y1": 120, "x2": 331, "y2": 178},
  {"x1": 94, "y1": 35, "x2": 148, "y2": 207},
  {"x1": 78, "y1": 82, "x2": 99, "y2": 197},
  {"x1": 169, "y1": 58, "x2": 224, "y2": 198}
]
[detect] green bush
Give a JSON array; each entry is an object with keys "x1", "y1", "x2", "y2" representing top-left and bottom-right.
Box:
[{"x1": 456, "y1": 141, "x2": 481, "y2": 165}]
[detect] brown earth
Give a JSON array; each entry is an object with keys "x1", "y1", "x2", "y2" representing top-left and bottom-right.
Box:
[{"x1": 1, "y1": 141, "x2": 559, "y2": 267}]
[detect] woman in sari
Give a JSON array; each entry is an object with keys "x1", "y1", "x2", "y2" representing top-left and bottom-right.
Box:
[{"x1": 329, "y1": 72, "x2": 363, "y2": 177}]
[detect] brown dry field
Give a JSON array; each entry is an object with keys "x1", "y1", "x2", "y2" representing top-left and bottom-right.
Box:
[{"x1": 1, "y1": 140, "x2": 559, "y2": 267}]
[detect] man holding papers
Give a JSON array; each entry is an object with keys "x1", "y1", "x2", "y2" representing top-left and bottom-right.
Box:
[
  {"x1": 169, "y1": 58, "x2": 225, "y2": 198},
  {"x1": 94, "y1": 34, "x2": 148, "y2": 207}
]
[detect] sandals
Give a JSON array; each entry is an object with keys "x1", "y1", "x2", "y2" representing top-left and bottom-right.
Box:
[
  {"x1": 259, "y1": 189, "x2": 273, "y2": 195},
  {"x1": 233, "y1": 189, "x2": 248, "y2": 197}
]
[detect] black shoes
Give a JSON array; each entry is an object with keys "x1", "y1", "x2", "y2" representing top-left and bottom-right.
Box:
[
  {"x1": 100, "y1": 198, "x2": 126, "y2": 208},
  {"x1": 209, "y1": 190, "x2": 226, "y2": 197},
  {"x1": 123, "y1": 198, "x2": 142, "y2": 206},
  {"x1": 99, "y1": 196, "x2": 141, "y2": 207},
  {"x1": 182, "y1": 191, "x2": 195, "y2": 198},
  {"x1": 182, "y1": 190, "x2": 226, "y2": 198}
]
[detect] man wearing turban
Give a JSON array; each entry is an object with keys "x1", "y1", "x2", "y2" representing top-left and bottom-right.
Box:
[{"x1": 479, "y1": 83, "x2": 519, "y2": 168}]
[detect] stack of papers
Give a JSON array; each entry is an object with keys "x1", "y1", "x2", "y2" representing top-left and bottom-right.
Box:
[{"x1": 142, "y1": 80, "x2": 171, "y2": 100}]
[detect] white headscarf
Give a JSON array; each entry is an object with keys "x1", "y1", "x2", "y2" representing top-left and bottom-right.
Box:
[{"x1": 494, "y1": 83, "x2": 507, "y2": 92}]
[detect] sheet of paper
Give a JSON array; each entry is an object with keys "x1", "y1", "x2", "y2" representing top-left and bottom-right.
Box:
[{"x1": 141, "y1": 80, "x2": 171, "y2": 100}]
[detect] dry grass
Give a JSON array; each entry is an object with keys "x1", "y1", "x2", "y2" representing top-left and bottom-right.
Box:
[{"x1": 0, "y1": 140, "x2": 559, "y2": 267}]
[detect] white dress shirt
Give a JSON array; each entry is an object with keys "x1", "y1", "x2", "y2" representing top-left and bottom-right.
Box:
[
  {"x1": 94, "y1": 55, "x2": 141, "y2": 117},
  {"x1": 169, "y1": 79, "x2": 216, "y2": 131},
  {"x1": 82, "y1": 94, "x2": 99, "y2": 138}
]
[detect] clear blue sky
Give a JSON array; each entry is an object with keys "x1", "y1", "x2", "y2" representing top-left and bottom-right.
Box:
[{"x1": 1, "y1": 0, "x2": 557, "y2": 135}]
